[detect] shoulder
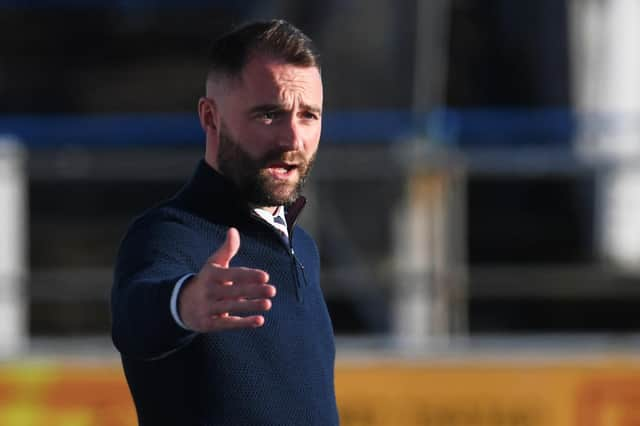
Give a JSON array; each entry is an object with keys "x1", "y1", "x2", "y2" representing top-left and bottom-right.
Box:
[
  {"x1": 115, "y1": 203, "x2": 216, "y2": 279},
  {"x1": 117, "y1": 200, "x2": 219, "y2": 263},
  {"x1": 123, "y1": 204, "x2": 196, "y2": 245}
]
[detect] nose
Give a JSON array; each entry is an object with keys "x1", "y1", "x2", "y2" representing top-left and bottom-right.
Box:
[{"x1": 277, "y1": 118, "x2": 303, "y2": 151}]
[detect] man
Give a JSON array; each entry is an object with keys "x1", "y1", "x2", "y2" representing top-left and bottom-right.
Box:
[{"x1": 111, "y1": 20, "x2": 339, "y2": 425}]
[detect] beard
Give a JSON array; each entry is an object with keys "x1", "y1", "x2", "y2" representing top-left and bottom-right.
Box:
[{"x1": 216, "y1": 125, "x2": 315, "y2": 207}]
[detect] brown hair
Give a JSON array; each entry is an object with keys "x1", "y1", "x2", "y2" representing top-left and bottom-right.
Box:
[{"x1": 207, "y1": 19, "x2": 321, "y2": 81}]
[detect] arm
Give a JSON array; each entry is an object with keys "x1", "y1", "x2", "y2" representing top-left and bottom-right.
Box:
[
  {"x1": 111, "y1": 218, "x2": 276, "y2": 360},
  {"x1": 111, "y1": 217, "x2": 197, "y2": 360}
]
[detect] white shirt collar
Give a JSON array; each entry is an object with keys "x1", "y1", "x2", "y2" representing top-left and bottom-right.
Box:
[{"x1": 253, "y1": 206, "x2": 288, "y2": 237}]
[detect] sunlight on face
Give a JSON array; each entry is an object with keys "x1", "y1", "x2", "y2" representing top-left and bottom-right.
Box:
[{"x1": 214, "y1": 55, "x2": 323, "y2": 207}]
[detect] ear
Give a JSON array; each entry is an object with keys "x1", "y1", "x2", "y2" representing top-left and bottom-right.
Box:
[{"x1": 198, "y1": 97, "x2": 218, "y2": 132}]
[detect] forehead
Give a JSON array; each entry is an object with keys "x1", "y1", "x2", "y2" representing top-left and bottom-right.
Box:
[{"x1": 235, "y1": 54, "x2": 323, "y2": 105}]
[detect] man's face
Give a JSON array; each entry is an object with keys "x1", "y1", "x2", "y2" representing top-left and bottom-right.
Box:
[
  {"x1": 217, "y1": 121, "x2": 315, "y2": 206},
  {"x1": 211, "y1": 55, "x2": 323, "y2": 207}
]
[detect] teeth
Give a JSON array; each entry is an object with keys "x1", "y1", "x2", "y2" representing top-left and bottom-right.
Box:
[{"x1": 267, "y1": 165, "x2": 296, "y2": 175}]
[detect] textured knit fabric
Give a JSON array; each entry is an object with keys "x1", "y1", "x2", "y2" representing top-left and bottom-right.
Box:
[{"x1": 111, "y1": 160, "x2": 339, "y2": 426}]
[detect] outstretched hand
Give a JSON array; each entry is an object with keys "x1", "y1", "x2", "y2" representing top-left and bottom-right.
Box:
[{"x1": 178, "y1": 228, "x2": 276, "y2": 332}]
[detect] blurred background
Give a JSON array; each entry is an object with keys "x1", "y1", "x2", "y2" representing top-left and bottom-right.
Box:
[{"x1": 2, "y1": 0, "x2": 640, "y2": 424}]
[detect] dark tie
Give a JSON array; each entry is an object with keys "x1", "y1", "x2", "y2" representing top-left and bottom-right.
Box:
[{"x1": 273, "y1": 216, "x2": 289, "y2": 244}]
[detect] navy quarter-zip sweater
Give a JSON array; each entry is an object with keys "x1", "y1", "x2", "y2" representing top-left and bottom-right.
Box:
[{"x1": 111, "y1": 160, "x2": 339, "y2": 426}]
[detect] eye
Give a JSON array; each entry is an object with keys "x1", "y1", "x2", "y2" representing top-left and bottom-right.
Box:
[
  {"x1": 259, "y1": 111, "x2": 274, "y2": 123},
  {"x1": 301, "y1": 111, "x2": 319, "y2": 120},
  {"x1": 257, "y1": 110, "x2": 281, "y2": 124}
]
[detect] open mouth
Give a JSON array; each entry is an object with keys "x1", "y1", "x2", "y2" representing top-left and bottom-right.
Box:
[{"x1": 266, "y1": 162, "x2": 298, "y2": 178}]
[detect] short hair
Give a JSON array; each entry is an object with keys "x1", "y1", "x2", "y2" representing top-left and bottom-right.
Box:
[{"x1": 207, "y1": 19, "x2": 321, "y2": 81}]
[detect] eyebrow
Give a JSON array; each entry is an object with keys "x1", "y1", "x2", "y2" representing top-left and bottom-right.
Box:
[{"x1": 248, "y1": 102, "x2": 322, "y2": 116}]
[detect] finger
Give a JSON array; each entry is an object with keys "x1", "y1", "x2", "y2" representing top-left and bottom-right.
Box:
[
  {"x1": 209, "y1": 266, "x2": 270, "y2": 286},
  {"x1": 208, "y1": 227, "x2": 240, "y2": 268},
  {"x1": 203, "y1": 315, "x2": 266, "y2": 331},
  {"x1": 211, "y1": 283, "x2": 276, "y2": 300},
  {"x1": 211, "y1": 298, "x2": 272, "y2": 316}
]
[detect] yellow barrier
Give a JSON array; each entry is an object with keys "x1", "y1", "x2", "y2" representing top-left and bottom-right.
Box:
[
  {"x1": 336, "y1": 358, "x2": 640, "y2": 426},
  {"x1": 0, "y1": 363, "x2": 135, "y2": 426},
  {"x1": 1, "y1": 357, "x2": 640, "y2": 425}
]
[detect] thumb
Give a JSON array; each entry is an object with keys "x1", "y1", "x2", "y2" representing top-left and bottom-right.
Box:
[{"x1": 209, "y1": 227, "x2": 240, "y2": 267}]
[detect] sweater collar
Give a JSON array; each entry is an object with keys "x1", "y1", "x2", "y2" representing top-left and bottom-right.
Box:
[{"x1": 178, "y1": 159, "x2": 306, "y2": 231}]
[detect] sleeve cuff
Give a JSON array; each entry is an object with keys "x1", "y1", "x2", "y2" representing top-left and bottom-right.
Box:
[{"x1": 170, "y1": 273, "x2": 196, "y2": 330}]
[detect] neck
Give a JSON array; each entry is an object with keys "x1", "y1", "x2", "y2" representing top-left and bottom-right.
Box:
[{"x1": 204, "y1": 153, "x2": 219, "y2": 173}]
